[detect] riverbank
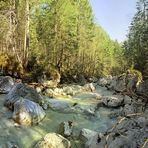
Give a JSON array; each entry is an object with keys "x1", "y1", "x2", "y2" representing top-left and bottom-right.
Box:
[{"x1": 0, "y1": 75, "x2": 147, "y2": 148}]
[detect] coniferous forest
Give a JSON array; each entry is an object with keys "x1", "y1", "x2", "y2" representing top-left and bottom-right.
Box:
[
  {"x1": 0, "y1": 0, "x2": 148, "y2": 148},
  {"x1": 0, "y1": 0, "x2": 147, "y2": 79},
  {"x1": 0, "y1": 0, "x2": 128, "y2": 79}
]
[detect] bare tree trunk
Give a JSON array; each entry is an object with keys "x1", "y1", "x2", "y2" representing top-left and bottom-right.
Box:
[{"x1": 23, "y1": 0, "x2": 29, "y2": 68}]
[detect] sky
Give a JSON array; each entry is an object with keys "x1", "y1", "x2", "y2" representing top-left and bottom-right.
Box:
[{"x1": 90, "y1": 0, "x2": 137, "y2": 42}]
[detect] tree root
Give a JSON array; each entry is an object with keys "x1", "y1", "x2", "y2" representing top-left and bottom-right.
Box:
[{"x1": 141, "y1": 139, "x2": 148, "y2": 148}]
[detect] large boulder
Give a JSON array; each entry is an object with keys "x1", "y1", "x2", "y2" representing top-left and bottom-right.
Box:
[
  {"x1": 123, "y1": 102, "x2": 144, "y2": 116},
  {"x1": 4, "y1": 83, "x2": 43, "y2": 109},
  {"x1": 13, "y1": 98, "x2": 45, "y2": 125},
  {"x1": 108, "y1": 75, "x2": 126, "y2": 92},
  {"x1": 97, "y1": 115, "x2": 148, "y2": 148},
  {"x1": 98, "y1": 76, "x2": 113, "y2": 87},
  {"x1": 123, "y1": 104, "x2": 135, "y2": 115},
  {"x1": 35, "y1": 133, "x2": 71, "y2": 148},
  {"x1": 108, "y1": 71, "x2": 142, "y2": 94},
  {"x1": 0, "y1": 76, "x2": 14, "y2": 94},
  {"x1": 137, "y1": 79, "x2": 148, "y2": 102},
  {"x1": 79, "y1": 128, "x2": 99, "y2": 147},
  {"x1": 123, "y1": 95, "x2": 132, "y2": 105},
  {"x1": 102, "y1": 95, "x2": 124, "y2": 107}
]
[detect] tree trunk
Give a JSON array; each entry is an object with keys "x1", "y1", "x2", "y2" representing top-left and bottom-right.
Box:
[{"x1": 23, "y1": 0, "x2": 29, "y2": 68}]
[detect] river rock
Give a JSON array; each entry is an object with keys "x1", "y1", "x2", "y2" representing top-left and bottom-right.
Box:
[
  {"x1": 72, "y1": 103, "x2": 97, "y2": 115},
  {"x1": 46, "y1": 99, "x2": 71, "y2": 112},
  {"x1": 123, "y1": 101, "x2": 144, "y2": 116},
  {"x1": 79, "y1": 128, "x2": 97, "y2": 142},
  {"x1": 102, "y1": 95, "x2": 124, "y2": 107},
  {"x1": 59, "y1": 121, "x2": 73, "y2": 137},
  {"x1": 63, "y1": 85, "x2": 82, "y2": 96},
  {"x1": 42, "y1": 80, "x2": 58, "y2": 88},
  {"x1": 108, "y1": 76, "x2": 126, "y2": 92},
  {"x1": 137, "y1": 79, "x2": 148, "y2": 102},
  {"x1": 108, "y1": 72, "x2": 141, "y2": 94},
  {"x1": 123, "y1": 104, "x2": 135, "y2": 115},
  {"x1": 123, "y1": 95, "x2": 132, "y2": 104},
  {"x1": 83, "y1": 83, "x2": 96, "y2": 92},
  {"x1": 63, "y1": 86, "x2": 76, "y2": 96},
  {"x1": 13, "y1": 98, "x2": 45, "y2": 125},
  {"x1": 98, "y1": 78, "x2": 108, "y2": 86},
  {"x1": 5, "y1": 83, "x2": 43, "y2": 109},
  {"x1": 0, "y1": 76, "x2": 14, "y2": 94},
  {"x1": 88, "y1": 76, "x2": 98, "y2": 83},
  {"x1": 97, "y1": 115, "x2": 148, "y2": 148},
  {"x1": 35, "y1": 133, "x2": 71, "y2": 148},
  {"x1": 45, "y1": 88, "x2": 64, "y2": 97},
  {"x1": 79, "y1": 128, "x2": 99, "y2": 147}
]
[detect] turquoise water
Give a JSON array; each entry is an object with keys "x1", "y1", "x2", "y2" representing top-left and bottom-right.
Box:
[{"x1": 0, "y1": 94, "x2": 116, "y2": 148}]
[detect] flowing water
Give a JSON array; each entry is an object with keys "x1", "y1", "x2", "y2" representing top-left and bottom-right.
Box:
[{"x1": 0, "y1": 89, "x2": 116, "y2": 148}]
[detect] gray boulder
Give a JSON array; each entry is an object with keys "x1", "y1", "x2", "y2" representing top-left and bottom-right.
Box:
[
  {"x1": 108, "y1": 76, "x2": 126, "y2": 92},
  {"x1": 98, "y1": 78, "x2": 108, "y2": 86},
  {"x1": 97, "y1": 115, "x2": 148, "y2": 148},
  {"x1": 102, "y1": 95, "x2": 124, "y2": 107},
  {"x1": 123, "y1": 104, "x2": 135, "y2": 115},
  {"x1": 79, "y1": 128, "x2": 100, "y2": 148},
  {"x1": 5, "y1": 83, "x2": 43, "y2": 109},
  {"x1": 0, "y1": 76, "x2": 14, "y2": 94},
  {"x1": 35, "y1": 133, "x2": 71, "y2": 148},
  {"x1": 123, "y1": 95, "x2": 132, "y2": 104},
  {"x1": 123, "y1": 102, "x2": 144, "y2": 116},
  {"x1": 13, "y1": 98, "x2": 45, "y2": 125},
  {"x1": 137, "y1": 79, "x2": 148, "y2": 102}
]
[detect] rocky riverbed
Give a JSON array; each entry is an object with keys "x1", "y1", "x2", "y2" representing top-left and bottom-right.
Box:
[{"x1": 0, "y1": 75, "x2": 147, "y2": 148}]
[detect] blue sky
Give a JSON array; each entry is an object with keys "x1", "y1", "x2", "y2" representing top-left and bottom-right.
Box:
[{"x1": 90, "y1": 0, "x2": 137, "y2": 42}]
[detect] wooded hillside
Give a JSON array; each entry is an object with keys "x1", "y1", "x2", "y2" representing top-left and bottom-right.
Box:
[{"x1": 0, "y1": 0, "x2": 147, "y2": 81}]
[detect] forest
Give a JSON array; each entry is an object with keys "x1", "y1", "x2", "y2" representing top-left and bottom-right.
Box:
[
  {"x1": 0, "y1": 0, "x2": 148, "y2": 148},
  {"x1": 0, "y1": 0, "x2": 147, "y2": 81}
]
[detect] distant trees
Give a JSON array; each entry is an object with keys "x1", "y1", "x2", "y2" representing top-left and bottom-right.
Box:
[
  {"x1": 0, "y1": 0, "x2": 125, "y2": 80},
  {"x1": 124, "y1": 0, "x2": 148, "y2": 79}
]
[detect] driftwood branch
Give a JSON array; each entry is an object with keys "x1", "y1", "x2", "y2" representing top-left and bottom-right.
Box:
[{"x1": 141, "y1": 139, "x2": 148, "y2": 148}]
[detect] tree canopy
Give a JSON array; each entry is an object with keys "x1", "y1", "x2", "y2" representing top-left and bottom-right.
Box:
[
  {"x1": 1, "y1": 0, "x2": 147, "y2": 81},
  {"x1": 123, "y1": 0, "x2": 148, "y2": 79}
]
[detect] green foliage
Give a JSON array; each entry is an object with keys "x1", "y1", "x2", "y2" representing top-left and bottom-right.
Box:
[
  {"x1": 0, "y1": 0, "x2": 126, "y2": 81},
  {"x1": 0, "y1": 52, "x2": 24, "y2": 77},
  {"x1": 128, "y1": 68, "x2": 143, "y2": 85},
  {"x1": 123, "y1": 0, "x2": 148, "y2": 79}
]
